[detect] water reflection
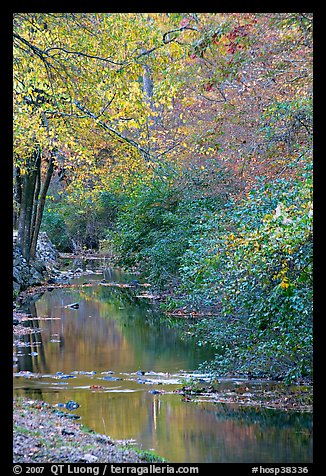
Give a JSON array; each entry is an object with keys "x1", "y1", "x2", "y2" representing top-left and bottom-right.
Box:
[
  {"x1": 15, "y1": 283, "x2": 210, "y2": 374},
  {"x1": 13, "y1": 267, "x2": 313, "y2": 463}
]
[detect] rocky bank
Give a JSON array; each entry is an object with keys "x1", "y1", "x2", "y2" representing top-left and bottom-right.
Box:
[{"x1": 13, "y1": 232, "x2": 59, "y2": 294}]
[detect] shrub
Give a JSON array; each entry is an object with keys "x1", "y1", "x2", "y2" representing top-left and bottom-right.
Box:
[
  {"x1": 113, "y1": 172, "x2": 228, "y2": 288},
  {"x1": 57, "y1": 191, "x2": 123, "y2": 251},
  {"x1": 41, "y1": 207, "x2": 72, "y2": 252},
  {"x1": 180, "y1": 158, "x2": 313, "y2": 381}
]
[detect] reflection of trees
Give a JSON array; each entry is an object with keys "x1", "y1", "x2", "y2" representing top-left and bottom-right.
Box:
[
  {"x1": 12, "y1": 382, "x2": 312, "y2": 463},
  {"x1": 15, "y1": 301, "x2": 49, "y2": 374},
  {"x1": 30, "y1": 301, "x2": 49, "y2": 372},
  {"x1": 149, "y1": 398, "x2": 312, "y2": 463},
  {"x1": 78, "y1": 284, "x2": 215, "y2": 371},
  {"x1": 79, "y1": 392, "x2": 312, "y2": 463},
  {"x1": 14, "y1": 388, "x2": 45, "y2": 400},
  {"x1": 32, "y1": 286, "x2": 133, "y2": 372},
  {"x1": 13, "y1": 268, "x2": 313, "y2": 463},
  {"x1": 208, "y1": 403, "x2": 313, "y2": 432},
  {"x1": 28, "y1": 281, "x2": 215, "y2": 375}
]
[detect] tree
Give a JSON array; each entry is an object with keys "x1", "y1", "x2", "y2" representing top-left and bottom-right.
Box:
[
  {"x1": 13, "y1": 12, "x2": 197, "y2": 260},
  {"x1": 176, "y1": 13, "x2": 312, "y2": 189}
]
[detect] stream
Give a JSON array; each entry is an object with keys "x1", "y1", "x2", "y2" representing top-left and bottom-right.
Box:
[{"x1": 13, "y1": 260, "x2": 313, "y2": 463}]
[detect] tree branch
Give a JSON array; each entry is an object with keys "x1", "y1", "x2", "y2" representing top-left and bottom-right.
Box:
[
  {"x1": 72, "y1": 100, "x2": 180, "y2": 179},
  {"x1": 44, "y1": 46, "x2": 125, "y2": 65},
  {"x1": 162, "y1": 26, "x2": 197, "y2": 44},
  {"x1": 73, "y1": 100, "x2": 153, "y2": 162}
]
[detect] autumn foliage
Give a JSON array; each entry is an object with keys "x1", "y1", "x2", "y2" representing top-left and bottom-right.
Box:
[{"x1": 13, "y1": 13, "x2": 313, "y2": 381}]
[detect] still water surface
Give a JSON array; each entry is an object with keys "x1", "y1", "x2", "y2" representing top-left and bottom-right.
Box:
[{"x1": 13, "y1": 264, "x2": 312, "y2": 463}]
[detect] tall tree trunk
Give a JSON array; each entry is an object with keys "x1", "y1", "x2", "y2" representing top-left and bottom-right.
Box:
[
  {"x1": 30, "y1": 153, "x2": 54, "y2": 259},
  {"x1": 142, "y1": 62, "x2": 154, "y2": 108},
  {"x1": 17, "y1": 149, "x2": 41, "y2": 261},
  {"x1": 141, "y1": 49, "x2": 159, "y2": 157},
  {"x1": 30, "y1": 162, "x2": 41, "y2": 247}
]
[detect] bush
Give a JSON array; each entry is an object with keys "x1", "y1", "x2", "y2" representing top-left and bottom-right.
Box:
[
  {"x1": 113, "y1": 173, "x2": 228, "y2": 288},
  {"x1": 113, "y1": 180, "x2": 183, "y2": 285},
  {"x1": 180, "y1": 158, "x2": 313, "y2": 381},
  {"x1": 41, "y1": 207, "x2": 73, "y2": 252},
  {"x1": 58, "y1": 191, "x2": 123, "y2": 251}
]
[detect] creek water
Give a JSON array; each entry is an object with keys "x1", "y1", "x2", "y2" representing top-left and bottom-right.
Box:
[{"x1": 13, "y1": 260, "x2": 313, "y2": 463}]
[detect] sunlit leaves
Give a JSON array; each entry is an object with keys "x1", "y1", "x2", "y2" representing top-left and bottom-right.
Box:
[{"x1": 13, "y1": 12, "x2": 197, "y2": 179}]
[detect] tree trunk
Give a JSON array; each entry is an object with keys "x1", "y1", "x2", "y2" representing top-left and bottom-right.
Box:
[
  {"x1": 17, "y1": 150, "x2": 41, "y2": 261},
  {"x1": 30, "y1": 162, "x2": 41, "y2": 246},
  {"x1": 30, "y1": 154, "x2": 54, "y2": 259},
  {"x1": 141, "y1": 49, "x2": 160, "y2": 158}
]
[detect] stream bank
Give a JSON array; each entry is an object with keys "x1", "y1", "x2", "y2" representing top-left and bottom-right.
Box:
[{"x1": 13, "y1": 232, "x2": 59, "y2": 295}]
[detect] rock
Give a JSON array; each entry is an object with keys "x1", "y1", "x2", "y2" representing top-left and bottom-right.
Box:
[
  {"x1": 130, "y1": 280, "x2": 140, "y2": 286},
  {"x1": 55, "y1": 411, "x2": 80, "y2": 420},
  {"x1": 75, "y1": 370, "x2": 96, "y2": 375},
  {"x1": 62, "y1": 429, "x2": 75, "y2": 436},
  {"x1": 13, "y1": 257, "x2": 22, "y2": 267},
  {"x1": 55, "y1": 276, "x2": 71, "y2": 284},
  {"x1": 65, "y1": 400, "x2": 79, "y2": 410},
  {"x1": 13, "y1": 233, "x2": 59, "y2": 294},
  {"x1": 137, "y1": 378, "x2": 151, "y2": 384},
  {"x1": 28, "y1": 270, "x2": 43, "y2": 286},
  {"x1": 13, "y1": 281, "x2": 21, "y2": 294},
  {"x1": 51, "y1": 268, "x2": 61, "y2": 275},
  {"x1": 33, "y1": 260, "x2": 46, "y2": 273},
  {"x1": 36, "y1": 232, "x2": 58, "y2": 263},
  {"x1": 82, "y1": 454, "x2": 98, "y2": 463},
  {"x1": 66, "y1": 302, "x2": 79, "y2": 309}
]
